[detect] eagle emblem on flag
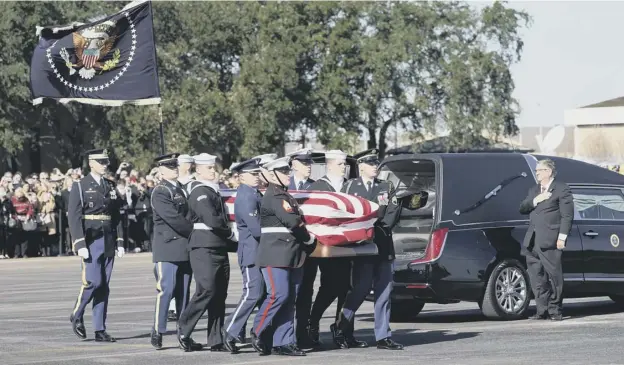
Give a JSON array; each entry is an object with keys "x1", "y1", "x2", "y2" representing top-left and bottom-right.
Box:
[{"x1": 59, "y1": 20, "x2": 120, "y2": 80}]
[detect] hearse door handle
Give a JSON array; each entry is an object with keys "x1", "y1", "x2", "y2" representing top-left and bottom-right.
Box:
[{"x1": 583, "y1": 231, "x2": 599, "y2": 237}]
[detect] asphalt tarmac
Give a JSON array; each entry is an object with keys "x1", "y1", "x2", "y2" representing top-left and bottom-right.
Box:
[{"x1": 1, "y1": 253, "x2": 624, "y2": 365}]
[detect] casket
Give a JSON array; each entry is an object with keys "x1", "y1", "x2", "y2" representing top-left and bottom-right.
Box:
[{"x1": 221, "y1": 190, "x2": 380, "y2": 258}]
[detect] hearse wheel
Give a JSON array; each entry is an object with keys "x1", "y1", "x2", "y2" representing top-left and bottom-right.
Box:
[
  {"x1": 481, "y1": 259, "x2": 531, "y2": 320},
  {"x1": 390, "y1": 299, "x2": 425, "y2": 322}
]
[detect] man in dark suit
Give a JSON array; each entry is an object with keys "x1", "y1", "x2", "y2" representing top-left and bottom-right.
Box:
[{"x1": 519, "y1": 158, "x2": 574, "y2": 321}]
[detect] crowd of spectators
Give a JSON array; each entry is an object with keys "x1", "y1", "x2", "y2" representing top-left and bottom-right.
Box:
[{"x1": 0, "y1": 161, "x2": 242, "y2": 259}]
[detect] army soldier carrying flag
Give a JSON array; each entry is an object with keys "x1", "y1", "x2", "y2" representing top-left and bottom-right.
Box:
[
  {"x1": 178, "y1": 153, "x2": 238, "y2": 352},
  {"x1": 222, "y1": 157, "x2": 265, "y2": 354},
  {"x1": 68, "y1": 148, "x2": 124, "y2": 342},
  {"x1": 332, "y1": 149, "x2": 404, "y2": 350},
  {"x1": 252, "y1": 157, "x2": 317, "y2": 357},
  {"x1": 149, "y1": 153, "x2": 199, "y2": 351}
]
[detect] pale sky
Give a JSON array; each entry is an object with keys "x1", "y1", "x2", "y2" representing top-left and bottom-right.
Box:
[{"x1": 498, "y1": 1, "x2": 624, "y2": 127}]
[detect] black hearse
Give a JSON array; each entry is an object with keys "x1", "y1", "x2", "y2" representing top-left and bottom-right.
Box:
[{"x1": 378, "y1": 152, "x2": 624, "y2": 320}]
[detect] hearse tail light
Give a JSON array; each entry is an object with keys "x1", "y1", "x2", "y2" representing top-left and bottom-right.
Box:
[{"x1": 410, "y1": 227, "x2": 449, "y2": 265}]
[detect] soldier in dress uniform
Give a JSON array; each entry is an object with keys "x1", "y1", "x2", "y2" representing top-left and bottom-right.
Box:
[
  {"x1": 167, "y1": 154, "x2": 195, "y2": 323},
  {"x1": 149, "y1": 153, "x2": 200, "y2": 351},
  {"x1": 222, "y1": 157, "x2": 265, "y2": 353},
  {"x1": 284, "y1": 149, "x2": 320, "y2": 348},
  {"x1": 68, "y1": 148, "x2": 124, "y2": 342},
  {"x1": 331, "y1": 149, "x2": 404, "y2": 350},
  {"x1": 304, "y1": 150, "x2": 366, "y2": 348},
  {"x1": 255, "y1": 153, "x2": 278, "y2": 190},
  {"x1": 287, "y1": 149, "x2": 315, "y2": 191},
  {"x1": 178, "y1": 153, "x2": 237, "y2": 352},
  {"x1": 252, "y1": 157, "x2": 317, "y2": 356}
]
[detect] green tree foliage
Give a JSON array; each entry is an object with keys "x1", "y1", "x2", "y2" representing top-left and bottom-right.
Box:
[{"x1": 0, "y1": 1, "x2": 530, "y2": 172}]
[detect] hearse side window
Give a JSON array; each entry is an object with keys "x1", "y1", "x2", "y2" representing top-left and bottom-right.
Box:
[{"x1": 571, "y1": 188, "x2": 624, "y2": 220}]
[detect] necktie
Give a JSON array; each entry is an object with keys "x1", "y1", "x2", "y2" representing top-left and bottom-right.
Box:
[
  {"x1": 298, "y1": 181, "x2": 304, "y2": 190},
  {"x1": 541, "y1": 185, "x2": 546, "y2": 194},
  {"x1": 367, "y1": 181, "x2": 372, "y2": 192}
]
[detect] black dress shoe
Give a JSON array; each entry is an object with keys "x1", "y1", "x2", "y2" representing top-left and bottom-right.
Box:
[
  {"x1": 94, "y1": 330, "x2": 116, "y2": 342},
  {"x1": 376, "y1": 338, "x2": 403, "y2": 350},
  {"x1": 251, "y1": 331, "x2": 271, "y2": 355},
  {"x1": 346, "y1": 336, "x2": 368, "y2": 348},
  {"x1": 308, "y1": 325, "x2": 322, "y2": 347},
  {"x1": 70, "y1": 315, "x2": 86, "y2": 340},
  {"x1": 330, "y1": 323, "x2": 349, "y2": 349},
  {"x1": 222, "y1": 329, "x2": 240, "y2": 354},
  {"x1": 167, "y1": 310, "x2": 177, "y2": 322},
  {"x1": 273, "y1": 344, "x2": 306, "y2": 356},
  {"x1": 210, "y1": 344, "x2": 228, "y2": 352},
  {"x1": 178, "y1": 333, "x2": 193, "y2": 352},
  {"x1": 151, "y1": 329, "x2": 163, "y2": 349},
  {"x1": 528, "y1": 313, "x2": 548, "y2": 320},
  {"x1": 549, "y1": 314, "x2": 563, "y2": 321}
]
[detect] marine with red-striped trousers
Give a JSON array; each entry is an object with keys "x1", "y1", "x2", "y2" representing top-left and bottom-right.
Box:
[{"x1": 251, "y1": 157, "x2": 317, "y2": 357}]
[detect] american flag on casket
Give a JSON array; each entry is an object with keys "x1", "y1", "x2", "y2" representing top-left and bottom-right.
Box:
[{"x1": 220, "y1": 190, "x2": 380, "y2": 255}]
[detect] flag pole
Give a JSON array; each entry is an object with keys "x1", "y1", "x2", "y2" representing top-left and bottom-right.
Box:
[{"x1": 158, "y1": 105, "x2": 165, "y2": 154}]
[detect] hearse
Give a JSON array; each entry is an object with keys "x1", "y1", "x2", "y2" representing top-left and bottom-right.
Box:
[{"x1": 377, "y1": 152, "x2": 624, "y2": 321}]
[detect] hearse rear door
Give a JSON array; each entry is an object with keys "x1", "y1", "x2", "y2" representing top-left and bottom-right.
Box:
[{"x1": 571, "y1": 186, "x2": 624, "y2": 292}]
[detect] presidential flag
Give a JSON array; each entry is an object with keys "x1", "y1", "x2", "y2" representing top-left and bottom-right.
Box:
[
  {"x1": 29, "y1": 0, "x2": 160, "y2": 106},
  {"x1": 221, "y1": 190, "x2": 380, "y2": 248}
]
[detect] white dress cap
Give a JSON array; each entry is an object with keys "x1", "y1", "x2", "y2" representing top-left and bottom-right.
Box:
[
  {"x1": 193, "y1": 153, "x2": 217, "y2": 165},
  {"x1": 263, "y1": 156, "x2": 291, "y2": 171},
  {"x1": 177, "y1": 154, "x2": 194, "y2": 163},
  {"x1": 325, "y1": 149, "x2": 347, "y2": 160},
  {"x1": 254, "y1": 153, "x2": 278, "y2": 166}
]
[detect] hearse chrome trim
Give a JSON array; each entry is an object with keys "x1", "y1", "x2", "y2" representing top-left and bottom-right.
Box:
[{"x1": 522, "y1": 154, "x2": 539, "y2": 183}]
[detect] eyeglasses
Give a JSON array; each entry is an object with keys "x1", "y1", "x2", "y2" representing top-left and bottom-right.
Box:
[{"x1": 535, "y1": 168, "x2": 550, "y2": 172}]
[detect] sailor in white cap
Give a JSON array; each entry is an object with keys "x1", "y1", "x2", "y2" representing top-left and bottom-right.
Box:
[
  {"x1": 177, "y1": 154, "x2": 195, "y2": 188},
  {"x1": 177, "y1": 153, "x2": 237, "y2": 352},
  {"x1": 251, "y1": 157, "x2": 317, "y2": 356}
]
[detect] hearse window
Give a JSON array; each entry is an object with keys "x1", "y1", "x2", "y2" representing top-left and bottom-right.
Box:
[{"x1": 572, "y1": 188, "x2": 624, "y2": 220}]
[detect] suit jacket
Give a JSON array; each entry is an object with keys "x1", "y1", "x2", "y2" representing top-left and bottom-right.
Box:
[
  {"x1": 519, "y1": 179, "x2": 574, "y2": 250},
  {"x1": 150, "y1": 180, "x2": 193, "y2": 263},
  {"x1": 288, "y1": 175, "x2": 315, "y2": 191}
]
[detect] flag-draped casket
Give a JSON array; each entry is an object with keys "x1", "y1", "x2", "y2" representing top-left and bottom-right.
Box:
[{"x1": 221, "y1": 190, "x2": 380, "y2": 258}]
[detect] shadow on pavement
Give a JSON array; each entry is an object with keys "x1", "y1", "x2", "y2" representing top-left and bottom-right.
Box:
[{"x1": 310, "y1": 328, "x2": 480, "y2": 352}]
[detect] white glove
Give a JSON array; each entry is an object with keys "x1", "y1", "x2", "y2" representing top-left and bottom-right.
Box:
[
  {"x1": 117, "y1": 247, "x2": 125, "y2": 258},
  {"x1": 77, "y1": 248, "x2": 89, "y2": 259},
  {"x1": 378, "y1": 193, "x2": 389, "y2": 206},
  {"x1": 304, "y1": 233, "x2": 316, "y2": 246}
]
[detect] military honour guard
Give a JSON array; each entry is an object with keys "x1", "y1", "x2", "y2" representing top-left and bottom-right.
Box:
[
  {"x1": 149, "y1": 153, "x2": 198, "y2": 350},
  {"x1": 251, "y1": 156, "x2": 317, "y2": 356},
  {"x1": 305, "y1": 150, "x2": 364, "y2": 347},
  {"x1": 177, "y1": 153, "x2": 238, "y2": 352},
  {"x1": 332, "y1": 149, "x2": 404, "y2": 350},
  {"x1": 68, "y1": 148, "x2": 124, "y2": 342},
  {"x1": 222, "y1": 157, "x2": 266, "y2": 353}
]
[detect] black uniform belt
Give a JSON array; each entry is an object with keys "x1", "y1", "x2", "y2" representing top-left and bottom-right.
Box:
[{"x1": 84, "y1": 214, "x2": 111, "y2": 220}]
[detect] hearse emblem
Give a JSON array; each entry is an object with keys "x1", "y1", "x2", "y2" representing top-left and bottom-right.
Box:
[{"x1": 611, "y1": 234, "x2": 620, "y2": 248}]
